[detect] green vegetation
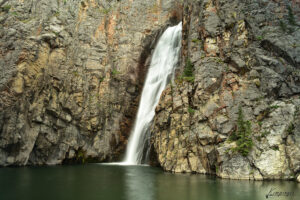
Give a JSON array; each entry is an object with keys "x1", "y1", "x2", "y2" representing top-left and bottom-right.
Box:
[
  {"x1": 287, "y1": 6, "x2": 296, "y2": 26},
  {"x1": 99, "y1": 77, "x2": 105, "y2": 83},
  {"x1": 183, "y1": 76, "x2": 195, "y2": 82},
  {"x1": 255, "y1": 96, "x2": 265, "y2": 102},
  {"x1": 54, "y1": 11, "x2": 60, "y2": 17},
  {"x1": 269, "y1": 105, "x2": 280, "y2": 110},
  {"x1": 291, "y1": 43, "x2": 300, "y2": 48},
  {"x1": 229, "y1": 106, "x2": 253, "y2": 157},
  {"x1": 256, "y1": 130, "x2": 270, "y2": 142},
  {"x1": 2, "y1": 5, "x2": 11, "y2": 12},
  {"x1": 10, "y1": 11, "x2": 18, "y2": 16},
  {"x1": 191, "y1": 38, "x2": 201, "y2": 43},
  {"x1": 215, "y1": 58, "x2": 224, "y2": 64},
  {"x1": 258, "y1": 121, "x2": 262, "y2": 127},
  {"x1": 256, "y1": 104, "x2": 280, "y2": 122},
  {"x1": 261, "y1": 130, "x2": 270, "y2": 137},
  {"x1": 100, "y1": 7, "x2": 111, "y2": 15},
  {"x1": 279, "y1": 20, "x2": 287, "y2": 32},
  {"x1": 295, "y1": 106, "x2": 299, "y2": 117},
  {"x1": 19, "y1": 17, "x2": 32, "y2": 24},
  {"x1": 256, "y1": 35, "x2": 263, "y2": 41},
  {"x1": 225, "y1": 65, "x2": 230, "y2": 73},
  {"x1": 188, "y1": 107, "x2": 195, "y2": 114},
  {"x1": 76, "y1": 149, "x2": 86, "y2": 164},
  {"x1": 256, "y1": 135, "x2": 262, "y2": 142},
  {"x1": 53, "y1": 31, "x2": 60, "y2": 37},
  {"x1": 287, "y1": 123, "x2": 295, "y2": 134},
  {"x1": 111, "y1": 69, "x2": 121, "y2": 76},
  {"x1": 271, "y1": 146, "x2": 279, "y2": 151},
  {"x1": 72, "y1": 71, "x2": 79, "y2": 77},
  {"x1": 182, "y1": 58, "x2": 195, "y2": 82},
  {"x1": 88, "y1": 95, "x2": 93, "y2": 103},
  {"x1": 175, "y1": 58, "x2": 195, "y2": 84},
  {"x1": 184, "y1": 58, "x2": 194, "y2": 77}
]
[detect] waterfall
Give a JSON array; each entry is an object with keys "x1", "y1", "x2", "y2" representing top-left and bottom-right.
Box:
[{"x1": 122, "y1": 22, "x2": 182, "y2": 165}]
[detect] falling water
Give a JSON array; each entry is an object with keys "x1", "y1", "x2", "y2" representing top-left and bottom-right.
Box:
[{"x1": 123, "y1": 22, "x2": 182, "y2": 165}]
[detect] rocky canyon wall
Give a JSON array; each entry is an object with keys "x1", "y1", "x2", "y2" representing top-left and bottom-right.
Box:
[
  {"x1": 0, "y1": 0, "x2": 182, "y2": 166},
  {"x1": 151, "y1": 0, "x2": 300, "y2": 181}
]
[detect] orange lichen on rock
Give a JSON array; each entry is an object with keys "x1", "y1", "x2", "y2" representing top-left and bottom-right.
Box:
[
  {"x1": 107, "y1": 12, "x2": 118, "y2": 45},
  {"x1": 94, "y1": 18, "x2": 106, "y2": 39}
]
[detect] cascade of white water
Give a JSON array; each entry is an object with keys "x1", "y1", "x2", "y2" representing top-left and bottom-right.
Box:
[{"x1": 122, "y1": 22, "x2": 182, "y2": 165}]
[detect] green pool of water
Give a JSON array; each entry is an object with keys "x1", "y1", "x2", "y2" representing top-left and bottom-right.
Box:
[{"x1": 0, "y1": 164, "x2": 298, "y2": 200}]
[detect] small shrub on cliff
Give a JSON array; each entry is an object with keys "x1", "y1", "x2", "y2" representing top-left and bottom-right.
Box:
[
  {"x1": 191, "y1": 38, "x2": 201, "y2": 43},
  {"x1": 256, "y1": 35, "x2": 263, "y2": 41},
  {"x1": 287, "y1": 123, "x2": 295, "y2": 135},
  {"x1": 184, "y1": 58, "x2": 194, "y2": 77},
  {"x1": 183, "y1": 76, "x2": 195, "y2": 82},
  {"x1": 261, "y1": 130, "x2": 270, "y2": 137},
  {"x1": 10, "y1": 11, "x2": 18, "y2": 16},
  {"x1": 188, "y1": 107, "x2": 195, "y2": 114},
  {"x1": 99, "y1": 7, "x2": 111, "y2": 15},
  {"x1": 182, "y1": 58, "x2": 194, "y2": 82},
  {"x1": 279, "y1": 20, "x2": 287, "y2": 32},
  {"x1": 111, "y1": 69, "x2": 121, "y2": 77},
  {"x1": 76, "y1": 149, "x2": 86, "y2": 164},
  {"x1": 256, "y1": 104, "x2": 280, "y2": 122},
  {"x1": 287, "y1": 5, "x2": 296, "y2": 26},
  {"x1": 72, "y1": 71, "x2": 79, "y2": 77},
  {"x1": 229, "y1": 106, "x2": 253, "y2": 157},
  {"x1": 271, "y1": 146, "x2": 279, "y2": 151},
  {"x1": 1, "y1": 5, "x2": 11, "y2": 12}
]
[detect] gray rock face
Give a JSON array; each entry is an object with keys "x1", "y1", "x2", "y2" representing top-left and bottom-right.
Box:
[
  {"x1": 0, "y1": 0, "x2": 182, "y2": 166},
  {"x1": 151, "y1": 0, "x2": 300, "y2": 180}
]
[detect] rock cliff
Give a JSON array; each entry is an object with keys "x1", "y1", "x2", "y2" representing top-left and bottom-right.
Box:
[
  {"x1": 1, "y1": 0, "x2": 300, "y2": 181},
  {"x1": 0, "y1": 0, "x2": 182, "y2": 166},
  {"x1": 151, "y1": 0, "x2": 300, "y2": 181}
]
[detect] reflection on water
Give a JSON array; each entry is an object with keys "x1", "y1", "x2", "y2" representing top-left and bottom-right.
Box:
[
  {"x1": 0, "y1": 164, "x2": 299, "y2": 200},
  {"x1": 125, "y1": 166, "x2": 156, "y2": 200},
  {"x1": 155, "y1": 173, "x2": 300, "y2": 200}
]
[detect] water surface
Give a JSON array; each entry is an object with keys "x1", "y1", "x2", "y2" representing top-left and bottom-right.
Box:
[{"x1": 0, "y1": 164, "x2": 298, "y2": 200}]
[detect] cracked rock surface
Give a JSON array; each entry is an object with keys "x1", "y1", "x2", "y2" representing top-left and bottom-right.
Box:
[
  {"x1": 0, "y1": 0, "x2": 182, "y2": 166},
  {"x1": 151, "y1": 0, "x2": 300, "y2": 180}
]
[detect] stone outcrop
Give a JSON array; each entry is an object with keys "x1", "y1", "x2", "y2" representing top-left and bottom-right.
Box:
[
  {"x1": 151, "y1": 0, "x2": 300, "y2": 180},
  {"x1": 0, "y1": 0, "x2": 182, "y2": 166}
]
